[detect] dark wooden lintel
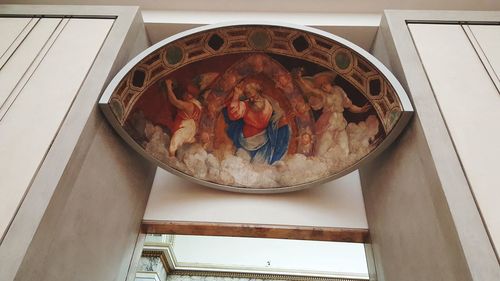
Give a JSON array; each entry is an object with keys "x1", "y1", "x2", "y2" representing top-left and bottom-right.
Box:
[{"x1": 142, "y1": 220, "x2": 369, "y2": 243}]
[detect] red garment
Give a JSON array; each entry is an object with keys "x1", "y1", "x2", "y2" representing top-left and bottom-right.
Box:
[
  {"x1": 172, "y1": 100, "x2": 202, "y2": 133},
  {"x1": 228, "y1": 100, "x2": 272, "y2": 138}
]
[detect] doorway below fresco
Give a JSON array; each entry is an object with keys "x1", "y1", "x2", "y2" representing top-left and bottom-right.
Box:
[{"x1": 134, "y1": 234, "x2": 369, "y2": 281}]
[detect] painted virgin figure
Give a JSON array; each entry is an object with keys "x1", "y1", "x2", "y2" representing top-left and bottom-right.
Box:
[{"x1": 224, "y1": 81, "x2": 291, "y2": 164}]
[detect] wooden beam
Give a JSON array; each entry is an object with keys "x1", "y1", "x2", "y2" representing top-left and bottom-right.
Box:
[{"x1": 142, "y1": 220, "x2": 369, "y2": 243}]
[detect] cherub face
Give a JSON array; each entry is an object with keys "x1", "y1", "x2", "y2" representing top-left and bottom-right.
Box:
[
  {"x1": 296, "y1": 102, "x2": 309, "y2": 113},
  {"x1": 277, "y1": 73, "x2": 291, "y2": 87},
  {"x1": 221, "y1": 73, "x2": 237, "y2": 90},
  {"x1": 227, "y1": 74, "x2": 237, "y2": 84},
  {"x1": 301, "y1": 133, "x2": 312, "y2": 144},
  {"x1": 200, "y1": 132, "x2": 210, "y2": 144},
  {"x1": 321, "y1": 82, "x2": 333, "y2": 92},
  {"x1": 249, "y1": 55, "x2": 265, "y2": 72}
]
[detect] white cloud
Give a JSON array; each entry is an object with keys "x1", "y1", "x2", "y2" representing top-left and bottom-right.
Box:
[{"x1": 139, "y1": 114, "x2": 379, "y2": 188}]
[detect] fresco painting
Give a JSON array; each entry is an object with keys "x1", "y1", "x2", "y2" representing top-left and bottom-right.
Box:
[
  {"x1": 103, "y1": 24, "x2": 409, "y2": 191},
  {"x1": 125, "y1": 53, "x2": 383, "y2": 188}
]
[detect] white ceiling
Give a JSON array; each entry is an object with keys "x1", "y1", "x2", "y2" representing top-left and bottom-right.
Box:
[
  {"x1": 1, "y1": 0, "x2": 500, "y2": 13},
  {"x1": 165, "y1": 235, "x2": 369, "y2": 279}
]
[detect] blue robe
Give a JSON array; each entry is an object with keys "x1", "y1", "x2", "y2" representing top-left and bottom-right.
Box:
[{"x1": 223, "y1": 108, "x2": 290, "y2": 164}]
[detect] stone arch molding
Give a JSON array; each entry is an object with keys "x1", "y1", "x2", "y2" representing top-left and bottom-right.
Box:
[{"x1": 99, "y1": 22, "x2": 413, "y2": 193}]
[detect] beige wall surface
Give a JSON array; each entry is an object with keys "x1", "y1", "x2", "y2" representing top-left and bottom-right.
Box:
[
  {"x1": 0, "y1": 17, "x2": 32, "y2": 64},
  {"x1": 468, "y1": 25, "x2": 500, "y2": 91},
  {"x1": 0, "y1": 5, "x2": 156, "y2": 281},
  {"x1": 144, "y1": 21, "x2": 378, "y2": 52},
  {"x1": 0, "y1": 18, "x2": 60, "y2": 113},
  {"x1": 6, "y1": 0, "x2": 500, "y2": 53},
  {"x1": 2, "y1": 0, "x2": 500, "y2": 13},
  {"x1": 361, "y1": 119, "x2": 475, "y2": 281},
  {"x1": 141, "y1": 11, "x2": 380, "y2": 50},
  {"x1": 144, "y1": 169, "x2": 368, "y2": 229},
  {"x1": 362, "y1": 11, "x2": 500, "y2": 281},
  {"x1": 0, "y1": 17, "x2": 113, "y2": 240},
  {"x1": 14, "y1": 116, "x2": 155, "y2": 281},
  {"x1": 409, "y1": 23, "x2": 500, "y2": 255}
]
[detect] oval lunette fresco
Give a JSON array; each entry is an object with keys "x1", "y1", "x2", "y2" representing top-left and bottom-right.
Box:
[{"x1": 99, "y1": 23, "x2": 413, "y2": 193}]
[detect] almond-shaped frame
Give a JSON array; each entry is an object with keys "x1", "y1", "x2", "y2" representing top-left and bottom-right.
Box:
[{"x1": 99, "y1": 22, "x2": 413, "y2": 193}]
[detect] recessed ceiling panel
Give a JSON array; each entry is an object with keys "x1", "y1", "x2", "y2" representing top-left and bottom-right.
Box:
[{"x1": 99, "y1": 23, "x2": 412, "y2": 193}]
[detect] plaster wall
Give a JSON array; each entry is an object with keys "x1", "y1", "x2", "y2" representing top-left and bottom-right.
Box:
[
  {"x1": 2, "y1": 4, "x2": 499, "y2": 281},
  {"x1": 0, "y1": 17, "x2": 113, "y2": 240},
  {"x1": 7, "y1": 0, "x2": 500, "y2": 55},
  {"x1": 0, "y1": 5, "x2": 156, "y2": 281},
  {"x1": 408, "y1": 23, "x2": 500, "y2": 254},
  {"x1": 144, "y1": 170, "x2": 368, "y2": 229},
  {"x1": 3, "y1": 0, "x2": 500, "y2": 13},
  {"x1": 361, "y1": 11, "x2": 500, "y2": 281},
  {"x1": 141, "y1": 12, "x2": 380, "y2": 51}
]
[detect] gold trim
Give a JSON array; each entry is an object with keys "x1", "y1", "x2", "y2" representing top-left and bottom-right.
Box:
[
  {"x1": 168, "y1": 269, "x2": 366, "y2": 281},
  {"x1": 142, "y1": 250, "x2": 172, "y2": 273}
]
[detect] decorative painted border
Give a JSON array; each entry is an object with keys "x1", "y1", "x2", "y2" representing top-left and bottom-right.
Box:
[
  {"x1": 107, "y1": 25, "x2": 403, "y2": 133},
  {"x1": 99, "y1": 22, "x2": 413, "y2": 193}
]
